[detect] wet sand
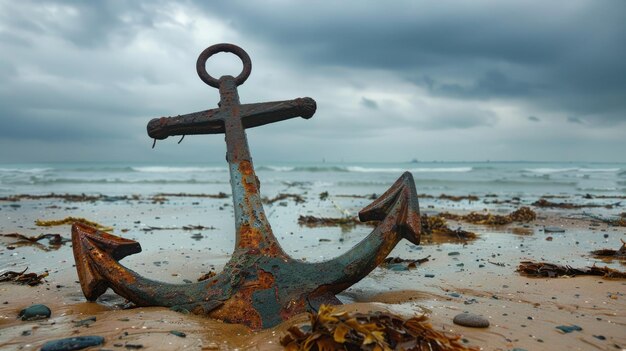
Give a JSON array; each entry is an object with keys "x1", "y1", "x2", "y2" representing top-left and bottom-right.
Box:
[{"x1": 1, "y1": 192, "x2": 625, "y2": 350}]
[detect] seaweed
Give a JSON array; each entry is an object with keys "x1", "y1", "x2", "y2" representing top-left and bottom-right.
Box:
[
  {"x1": 1, "y1": 233, "x2": 69, "y2": 250},
  {"x1": 532, "y1": 198, "x2": 618, "y2": 209},
  {"x1": 437, "y1": 194, "x2": 479, "y2": 202},
  {"x1": 582, "y1": 212, "x2": 626, "y2": 227},
  {"x1": 438, "y1": 207, "x2": 536, "y2": 225},
  {"x1": 380, "y1": 256, "x2": 430, "y2": 270},
  {"x1": 155, "y1": 192, "x2": 228, "y2": 199},
  {"x1": 590, "y1": 239, "x2": 626, "y2": 259},
  {"x1": 298, "y1": 215, "x2": 367, "y2": 228},
  {"x1": 517, "y1": 261, "x2": 626, "y2": 279},
  {"x1": 264, "y1": 193, "x2": 306, "y2": 204},
  {"x1": 280, "y1": 305, "x2": 478, "y2": 351},
  {"x1": 420, "y1": 214, "x2": 477, "y2": 243},
  {"x1": 0, "y1": 268, "x2": 49, "y2": 286},
  {"x1": 35, "y1": 217, "x2": 113, "y2": 231}
]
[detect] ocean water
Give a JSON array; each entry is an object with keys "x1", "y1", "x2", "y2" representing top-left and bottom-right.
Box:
[{"x1": 0, "y1": 161, "x2": 624, "y2": 201}]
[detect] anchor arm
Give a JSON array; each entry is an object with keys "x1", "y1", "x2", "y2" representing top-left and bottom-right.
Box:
[
  {"x1": 313, "y1": 172, "x2": 420, "y2": 293},
  {"x1": 72, "y1": 222, "x2": 222, "y2": 308}
]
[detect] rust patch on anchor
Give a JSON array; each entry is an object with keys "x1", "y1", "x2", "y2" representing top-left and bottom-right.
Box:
[{"x1": 209, "y1": 270, "x2": 275, "y2": 329}]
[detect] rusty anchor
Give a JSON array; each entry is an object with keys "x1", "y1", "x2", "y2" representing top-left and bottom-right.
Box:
[{"x1": 72, "y1": 43, "x2": 421, "y2": 329}]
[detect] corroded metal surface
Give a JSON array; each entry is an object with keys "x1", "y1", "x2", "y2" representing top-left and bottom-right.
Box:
[{"x1": 72, "y1": 43, "x2": 421, "y2": 329}]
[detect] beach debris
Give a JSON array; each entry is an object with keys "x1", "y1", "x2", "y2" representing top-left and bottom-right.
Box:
[
  {"x1": 155, "y1": 192, "x2": 228, "y2": 199},
  {"x1": 170, "y1": 330, "x2": 187, "y2": 338},
  {"x1": 36, "y1": 217, "x2": 113, "y2": 231},
  {"x1": 298, "y1": 215, "x2": 366, "y2": 228},
  {"x1": 582, "y1": 212, "x2": 626, "y2": 226},
  {"x1": 263, "y1": 193, "x2": 306, "y2": 204},
  {"x1": 319, "y1": 191, "x2": 329, "y2": 200},
  {"x1": 590, "y1": 239, "x2": 626, "y2": 259},
  {"x1": 72, "y1": 43, "x2": 423, "y2": 330},
  {"x1": 555, "y1": 325, "x2": 582, "y2": 334},
  {"x1": 335, "y1": 193, "x2": 379, "y2": 199},
  {"x1": 0, "y1": 233, "x2": 70, "y2": 246},
  {"x1": 280, "y1": 305, "x2": 478, "y2": 351},
  {"x1": 1, "y1": 268, "x2": 49, "y2": 286},
  {"x1": 543, "y1": 226, "x2": 565, "y2": 233},
  {"x1": 517, "y1": 261, "x2": 626, "y2": 279},
  {"x1": 18, "y1": 304, "x2": 51, "y2": 321},
  {"x1": 40, "y1": 336, "x2": 104, "y2": 351},
  {"x1": 73, "y1": 316, "x2": 97, "y2": 328},
  {"x1": 380, "y1": 256, "x2": 430, "y2": 271},
  {"x1": 452, "y1": 313, "x2": 490, "y2": 328},
  {"x1": 437, "y1": 194, "x2": 479, "y2": 202},
  {"x1": 438, "y1": 207, "x2": 536, "y2": 225},
  {"x1": 420, "y1": 214, "x2": 477, "y2": 243},
  {"x1": 0, "y1": 193, "x2": 109, "y2": 202},
  {"x1": 532, "y1": 198, "x2": 618, "y2": 209}
]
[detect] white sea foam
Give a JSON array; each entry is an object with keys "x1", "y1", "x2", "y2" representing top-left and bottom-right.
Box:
[
  {"x1": 347, "y1": 166, "x2": 473, "y2": 173},
  {"x1": 526, "y1": 167, "x2": 620, "y2": 174},
  {"x1": 132, "y1": 166, "x2": 227, "y2": 173},
  {"x1": 0, "y1": 167, "x2": 52, "y2": 173}
]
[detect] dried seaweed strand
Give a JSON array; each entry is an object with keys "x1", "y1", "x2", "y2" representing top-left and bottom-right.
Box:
[
  {"x1": 0, "y1": 267, "x2": 49, "y2": 286},
  {"x1": 517, "y1": 261, "x2": 626, "y2": 279},
  {"x1": 438, "y1": 207, "x2": 536, "y2": 225},
  {"x1": 590, "y1": 239, "x2": 626, "y2": 259},
  {"x1": 35, "y1": 217, "x2": 113, "y2": 231}
]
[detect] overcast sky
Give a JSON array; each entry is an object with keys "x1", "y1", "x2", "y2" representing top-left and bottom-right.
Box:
[{"x1": 1, "y1": 0, "x2": 625, "y2": 163}]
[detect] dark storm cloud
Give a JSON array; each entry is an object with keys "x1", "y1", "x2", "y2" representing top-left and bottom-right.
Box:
[
  {"x1": 360, "y1": 97, "x2": 378, "y2": 110},
  {"x1": 194, "y1": 1, "x2": 626, "y2": 125},
  {"x1": 528, "y1": 116, "x2": 540, "y2": 122},
  {"x1": 0, "y1": 0, "x2": 625, "y2": 162}
]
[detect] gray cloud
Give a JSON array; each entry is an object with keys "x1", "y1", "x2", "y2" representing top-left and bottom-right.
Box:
[
  {"x1": 360, "y1": 97, "x2": 378, "y2": 110},
  {"x1": 528, "y1": 116, "x2": 540, "y2": 122},
  {"x1": 0, "y1": 0, "x2": 624, "y2": 162}
]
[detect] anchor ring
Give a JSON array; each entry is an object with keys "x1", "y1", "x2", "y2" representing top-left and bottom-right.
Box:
[{"x1": 196, "y1": 43, "x2": 252, "y2": 88}]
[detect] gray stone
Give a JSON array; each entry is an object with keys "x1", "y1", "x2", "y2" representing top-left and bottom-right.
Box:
[
  {"x1": 453, "y1": 313, "x2": 490, "y2": 328},
  {"x1": 41, "y1": 336, "x2": 104, "y2": 351},
  {"x1": 18, "y1": 304, "x2": 51, "y2": 321}
]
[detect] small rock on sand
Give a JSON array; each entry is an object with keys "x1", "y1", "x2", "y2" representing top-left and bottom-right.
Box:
[
  {"x1": 40, "y1": 336, "x2": 104, "y2": 351},
  {"x1": 18, "y1": 304, "x2": 51, "y2": 321},
  {"x1": 453, "y1": 313, "x2": 490, "y2": 328},
  {"x1": 544, "y1": 226, "x2": 565, "y2": 233}
]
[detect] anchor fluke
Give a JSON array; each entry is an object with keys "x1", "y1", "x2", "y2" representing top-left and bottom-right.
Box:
[
  {"x1": 72, "y1": 223, "x2": 142, "y2": 300},
  {"x1": 358, "y1": 171, "x2": 421, "y2": 245}
]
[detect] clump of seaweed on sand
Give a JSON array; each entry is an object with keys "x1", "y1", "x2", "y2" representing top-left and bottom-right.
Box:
[
  {"x1": 532, "y1": 198, "x2": 618, "y2": 209},
  {"x1": 582, "y1": 212, "x2": 626, "y2": 227},
  {"x1": 280, "y1": 305, "x2": 478, "y2": 351},
  {"x1": 517, "y1": 261, "x2": 626, "y2": 279},
  {"x1": 0, "y1": 268, "x2": 49, "y2": 286},
  {"x1": 1, "y1": 233, "x2": 69, "y2": 251},
  {"x1": 35, "y1": 217, "x2": 113, "y2": 231},
  {"x1": 590, "y1": 239, "x2": 626, "y2": 259},
  {"x1": 438, "y1": 207, "x2": 536, "y2": 225}
]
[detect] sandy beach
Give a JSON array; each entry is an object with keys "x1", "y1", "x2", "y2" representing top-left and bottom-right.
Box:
[{"x1": 1, "y1": 164, "x2": 625, "y2": 350}]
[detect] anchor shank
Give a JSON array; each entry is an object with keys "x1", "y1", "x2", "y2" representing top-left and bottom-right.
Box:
[{"x1": 219, "y1": 76, "x2": 285, "y2": 256}]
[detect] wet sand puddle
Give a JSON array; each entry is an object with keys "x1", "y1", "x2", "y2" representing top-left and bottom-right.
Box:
[{"x1": 1, "y1": 192, "x2": 626, "y2": 350}]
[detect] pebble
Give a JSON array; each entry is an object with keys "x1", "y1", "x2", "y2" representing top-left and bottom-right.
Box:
[
  {"x1": 170, "y1": 330, "x2": 186, "y2": 338},
  {"x1": 424, "y1": 274, "x2": 435, "y2": 278},
  {"x1": 453, "y1": 313, "x2": 490, "y2": 328},
  {"x1": 19, "y1": 304, "x2": 51, "y2": 321},
  {"x1": 40, "y1": 336, "x2": 104, "y2": 351},
  {"x1": 555, "y1": 325, "x2": 582, "y2": 333}
]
